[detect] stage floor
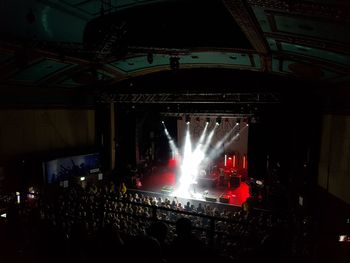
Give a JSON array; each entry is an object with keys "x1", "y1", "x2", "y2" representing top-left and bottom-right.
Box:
[{"x1": 136, "y1": 168, "x2": 250, "y2": 207}]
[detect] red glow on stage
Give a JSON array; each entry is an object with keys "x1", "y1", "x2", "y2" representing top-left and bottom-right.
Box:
[
  {"x1": 139, "y1": 167, "x2": 250, "y2": 207},
  {"x1": 226, "y1": 157, "x2": 232, "y2": 168},
  {"x1": 140, "y1": 170, "x2": 176, "y2": 190},
  {"x1": 168, "y1": 158, "x2": 177, "y2": 168},
  {"x1": 229, "y1": 182, "x2": 250, "y2": 205}
]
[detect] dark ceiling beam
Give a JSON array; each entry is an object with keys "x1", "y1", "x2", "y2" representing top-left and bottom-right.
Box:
[
  {"x1": 0, "y1": 40, "x2": 91, "y2": 65},
  {"x1": 0, "y1": 52, "x2": 43, "y2": 81},
  {"x1": 37, "y1": 65, "x2": 91, "y2": 87},
  {"x1": 100, "y1": 65, "x2": 126, "y2": 80},
  {"x1": 222, "y1": 0, "x2": 269, "y2": 55},
  {"x1": 0, "y1": 84, "x2": 96, "y2": 108}
]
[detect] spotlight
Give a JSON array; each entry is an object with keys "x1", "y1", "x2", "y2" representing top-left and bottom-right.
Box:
[
  {"x1": 236, "y1": 118, "x2": 240, "y2": 125},
  {"x1": 247, "y1": 116, "x2": 253, "y2": 124},
  {"x1": 185, "y1": 114, "x2": 191, "y2": 124},
  {"x1": 161, "y1": 120, "x2": 165, "y2": 124},
  {"x1": 206, "y1": 117, "x2": 210, "y2": 123},
  {"x1": 216, "y1": 116, "x2": 221, "y2": 125},
  {"x1": 16, "y1": 192, "x2": 20, "y2": 204},
  {"x1": 80, "y1": 177, "x2": 85, "y2": 181}
]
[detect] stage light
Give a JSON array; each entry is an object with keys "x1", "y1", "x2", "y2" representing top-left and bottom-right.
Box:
[
  {"x1": 28, "y1": 187, "x2": 35, "y2": 199},
  {"x1": 242, "y1": 117, "x2": 250, "y2": 127},
  {"x1": 80, "y1": 177, "x2": 85, "y2": 181},
  {"x1": 236, "y1": 118, "x2": 240, "y2": 125},
  {"x1": 161, "y1": 120, "x2": 165, "y2": 124},
  {"x1": 185, "y1": 114, "x2": 191, "y2": 124},
  {"x1": 216, "y1": 116, "x2": 221, "y2": 125},
  {"x1": 339, "y1": 235, "x2": 350, "y2": 242},
  {"x1": 16, "y1": 192, "x2": 20, "y2": 204},
  {"x1": 0, "y1": 213, "x2": 6, "y2": 218},
  {"x1": 206, "y1": 117, "x2": 210, "y2": 123},
  {"x1": 256, "y1": 180, "x2": 263, "y2": 185}
]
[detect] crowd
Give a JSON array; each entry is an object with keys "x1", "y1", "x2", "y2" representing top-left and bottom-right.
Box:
[{"x1": 0, "y1": 180, "x2": 291, "y2": 263}]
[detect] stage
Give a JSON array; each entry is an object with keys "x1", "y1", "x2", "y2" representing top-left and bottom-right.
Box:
[{"x1": 135, "y1": 167, "x2": 250, "y2": 208}]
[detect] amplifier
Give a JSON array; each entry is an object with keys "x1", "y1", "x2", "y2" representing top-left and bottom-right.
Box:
[
  {"x1": 219, "y1": 196, "x2": 229, "y2": 203},
  {"x1": 161, "y1": 185, "x2": 173, "y2": 194},
  {"x1": 205, "y1": 195, "x2": 217, "y2": 202}
]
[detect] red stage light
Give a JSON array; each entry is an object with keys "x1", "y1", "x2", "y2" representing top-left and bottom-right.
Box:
[{"x1": 168, "y1": 158, "x2": 177, "y2": 168}]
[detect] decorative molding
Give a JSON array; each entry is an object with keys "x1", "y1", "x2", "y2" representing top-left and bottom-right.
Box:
[
  {"x1": 271, "y1": 40, "x2": 350, "y2": 71},
  {"x1": 265, "y1": 32, "x2": 350, "y2": 56},
  {"x1": 260, "y1": 10, "x2": 350, "y2": 55},
  {"x1": 223, "y1": 0, "x2": 269, "y2": 54},
  {"x1": 247, "y1": 0, "x2": 350, "y2": 21},
  {"x1": 272, "y1": 52, "x2": 347, "y2": 75}
]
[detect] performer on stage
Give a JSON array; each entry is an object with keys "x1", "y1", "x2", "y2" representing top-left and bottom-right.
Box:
[
  {"x1": 199, "y1": 169, "x2": 207, "y2": 178},
  {"x1": 190, "y1": 172, "x2": 198, "y2": 194},
  {"x1": 219, "y1": 168, "x2": 225, "y2": 186}
]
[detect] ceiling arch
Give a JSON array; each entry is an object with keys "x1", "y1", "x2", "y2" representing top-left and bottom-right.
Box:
[{"x1": 0, "y1": 0, "x2": 349, "y2": 99}]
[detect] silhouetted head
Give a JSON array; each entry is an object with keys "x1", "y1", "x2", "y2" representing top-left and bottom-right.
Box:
[
  {"x1": 148, "y1": 221, "x2": 168, "y2": 242},
  {"x1": 176, "y1": 217, "x2": 192, "y2": 237}
]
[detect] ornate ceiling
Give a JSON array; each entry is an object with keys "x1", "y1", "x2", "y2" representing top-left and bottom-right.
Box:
[{"x1": 0, "y1": 0, "x2": 349, "y2": 106}]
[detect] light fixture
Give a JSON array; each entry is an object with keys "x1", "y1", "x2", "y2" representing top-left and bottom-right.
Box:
[
  {"x1": 185, "y1": 114, "x2": 191, "y2": 124},
  {"x1": 206, "y1": 117, "x2": 210, "y2": 123},
  {"x1": 216, "y1": 116, "x2": 221, "y2": 125}
]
